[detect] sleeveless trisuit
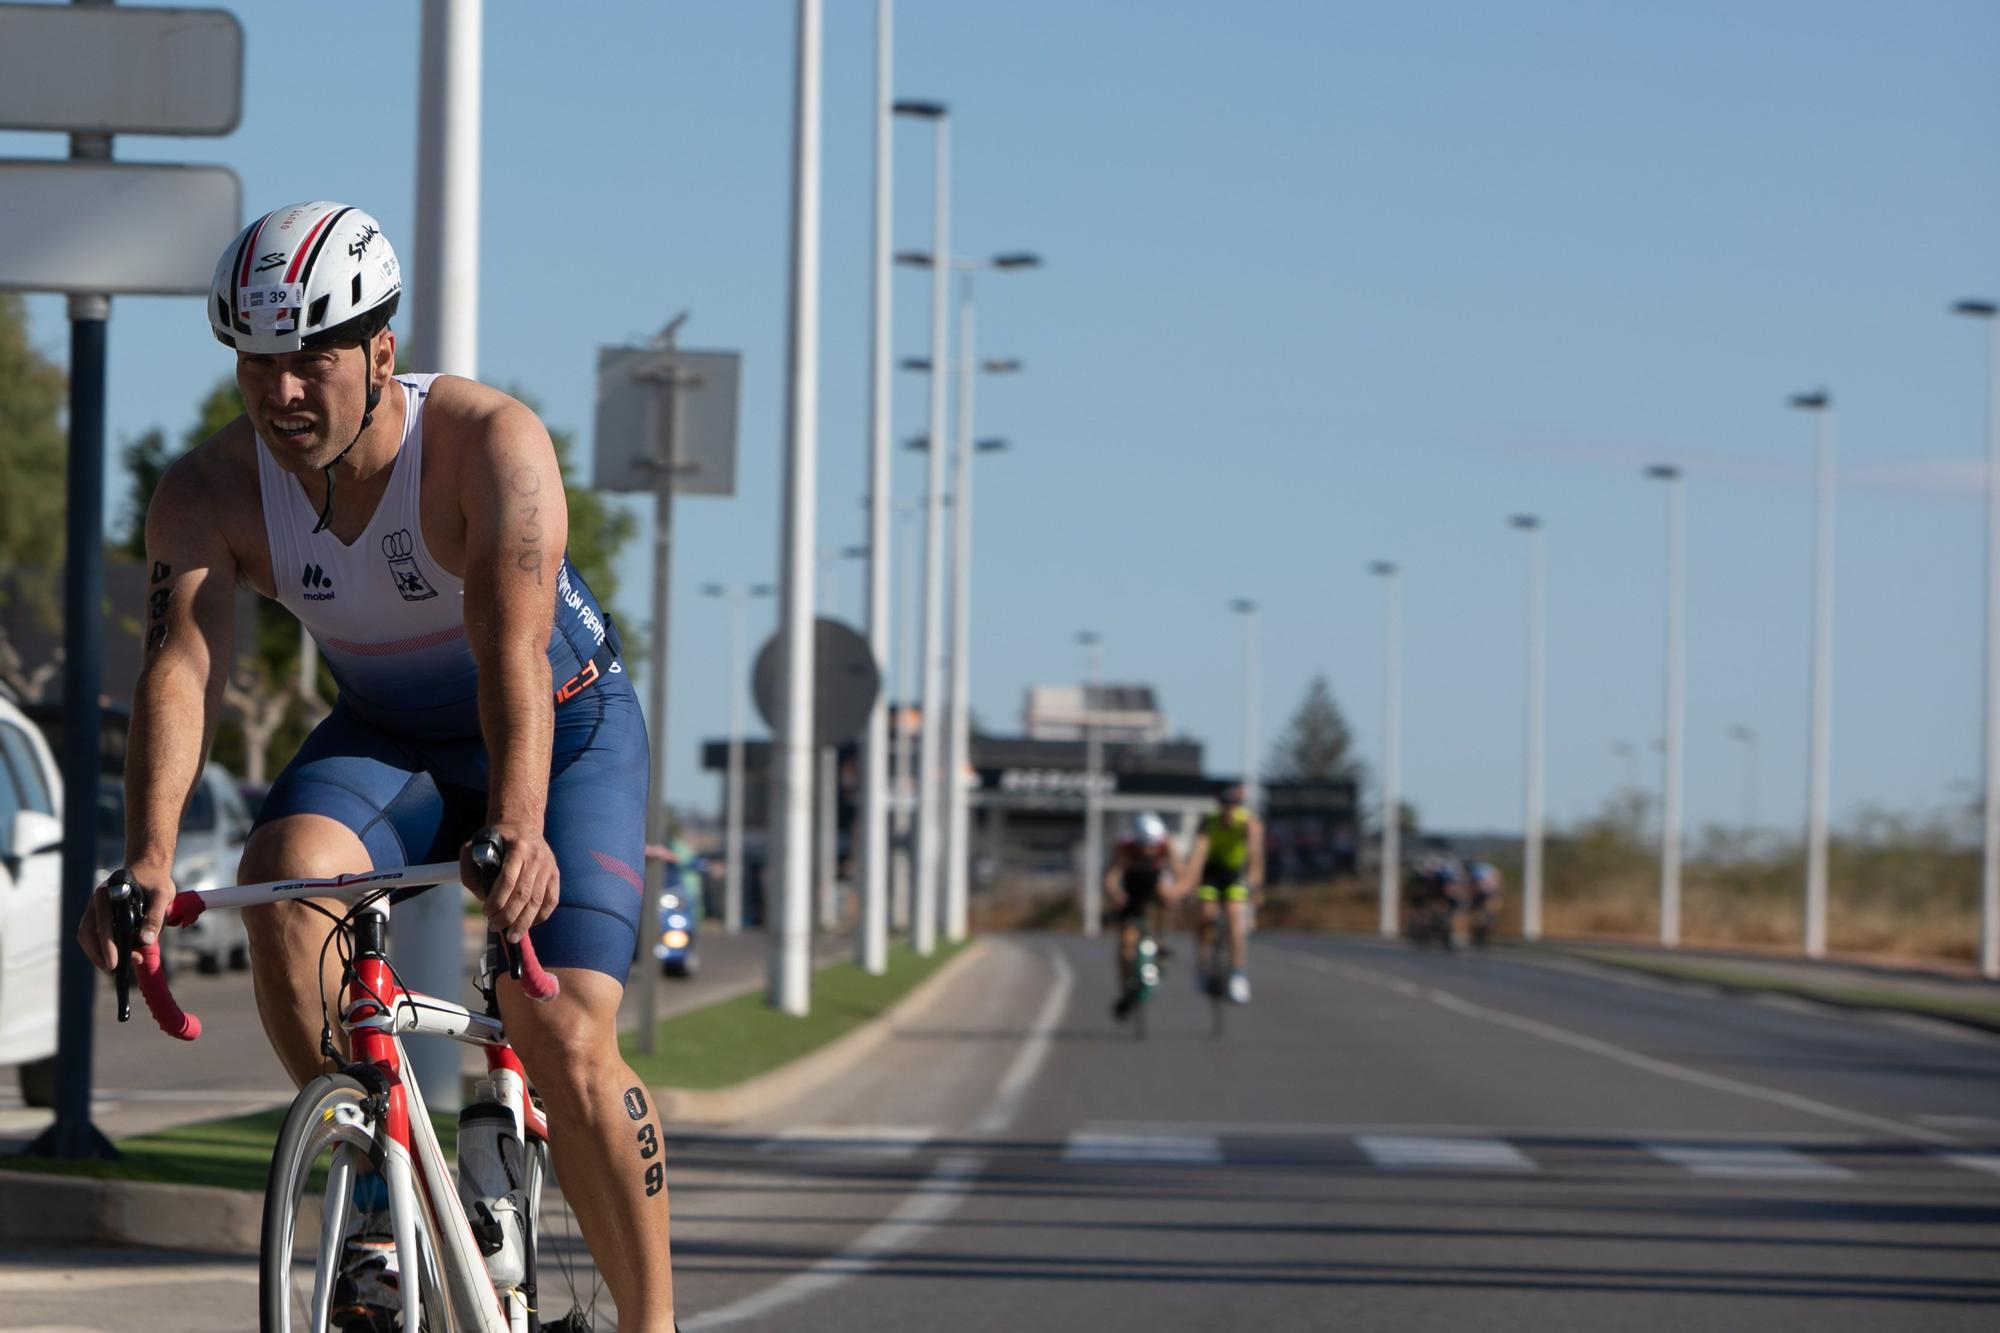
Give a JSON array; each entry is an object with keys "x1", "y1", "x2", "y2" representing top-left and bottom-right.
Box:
[{"x1": 254, "y1": 374, "x2": 650, "y2": 980}]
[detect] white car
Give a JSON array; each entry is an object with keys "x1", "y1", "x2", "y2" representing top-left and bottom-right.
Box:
[{"x1": 0, "y1": 693, "x2": 63, "y2": 1108}]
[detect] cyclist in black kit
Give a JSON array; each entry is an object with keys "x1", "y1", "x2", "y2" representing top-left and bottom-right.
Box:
[{"x1": 1106, "y1": 812, "x2": 1184, "y2": 1020}]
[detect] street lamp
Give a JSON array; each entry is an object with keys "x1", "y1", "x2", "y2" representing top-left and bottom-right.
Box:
[
  {"x1": 1955, "y1": 298, "x2": 2000, "y2": 979},
  {"x1": 899, "y1": 254, "x2": 1040, "y2": 944},
  {"x1": 1645, "y1": 464, "x2": 1685, "y2": 948},
  {"x1": 1078, "y1": 630, "x2": 1105, "y2": 938},
  {"x1": 1509, "y1": 515, "x2": 1546, "y2": 940},
  {"x1": 767, "y1": 0, "x2": 824, "y2": 1017},
  {"x1": 1790, "y1": 390, "x2": 1835, "y2": 959},
  {"x1": 1368, "y1": 562, "x2": 1400, "y2": 937},
  {"x1": 893, "y1": 97, "x2": 949, "y2": 959},
  {"x1": 858, "y1": 0, "x2": 897, "y2": 981},
  {"x1": 1728, "y1": 724, "x2": 1759, "y2": 833},
  {"x1": 1229, "y1": 599, "x2": 1259, "y2": 816},
  {"x1": 702, "y1": 581, "x2": 776, "y2": 936}
]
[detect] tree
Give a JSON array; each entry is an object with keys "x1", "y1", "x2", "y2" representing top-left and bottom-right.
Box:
[
  {"x1": 1267, "y1": 674, "x2": 1364, "y2": 784},
  {"x1": 0, "y1": 294, "x2": 69, "y2": 697}
]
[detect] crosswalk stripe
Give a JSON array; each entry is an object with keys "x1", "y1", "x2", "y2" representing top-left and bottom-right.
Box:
[
  {"x1": 1643, "y1": 1143, "x2": 1854, "y2": 1180},
  {"x1": 1355, "y1": 1135, "x2": 1535, "y2": 1171},
  {"x1": 1062, "y1": 1132, "x2": 1223, "y2": 1164},
  {"x1": 1943, "y1": 1152, "x2": 2000, "y2": 1179},
  {"x1": 758, "y1": 1126, "x2": 934, "y2": 1158}
]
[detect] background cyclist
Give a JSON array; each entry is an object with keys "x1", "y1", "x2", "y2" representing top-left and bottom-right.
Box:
[
  {"x1": 1104, "y1": 810, "x2": 1184, "y2": 1021},
  {"x1": 73, "y1": 203, "x2": 676, "y2": 1330},
  {"x1": 1182, "y1": 782, "x2": 1265, "y2": 1004}
]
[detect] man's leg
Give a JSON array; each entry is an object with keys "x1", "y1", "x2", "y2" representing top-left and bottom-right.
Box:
[
  {"x1": 1227, "y1": 895, "x2": 1251, "y2": 973},
  {"x1": 1194, "y1": 897, "x2": 1219, "y2": 989},
  {"x1": 502, "y1": 969, "x2": 674, "y2": 1331},
  {"x1": 238, "y1": 815, "x2": 371, "y2": 1088}
]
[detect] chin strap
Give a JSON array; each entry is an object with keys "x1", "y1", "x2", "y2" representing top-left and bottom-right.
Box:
[{"x1": 311, "y1": 356, "x2": 384, "y2": 535}]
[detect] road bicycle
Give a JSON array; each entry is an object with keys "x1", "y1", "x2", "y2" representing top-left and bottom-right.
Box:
[
  {"x1": 108, "y1": 830, "x2": 606, "y2": 1332},
  {"x1": 1121, "y1": 922, "x2": 1162, "y2": 1040}
]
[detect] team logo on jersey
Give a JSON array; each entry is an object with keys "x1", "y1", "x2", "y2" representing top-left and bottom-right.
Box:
[
  {"x1": 381, "y1": 529, "x2": 439, "y2": 602},
  {"x1": 301, "y1": 564, "x2": 335, "y2": 602}
]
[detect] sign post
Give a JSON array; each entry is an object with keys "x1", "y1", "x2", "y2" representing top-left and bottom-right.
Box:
[
  {"x1": 594, "y1": 331, "x2": 739, "y2": 1052},
  {"x1": 0, "y1": 0, "x2": 243, "y2": 1161}
]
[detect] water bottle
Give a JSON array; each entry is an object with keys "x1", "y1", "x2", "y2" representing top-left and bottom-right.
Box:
[{"x1": 457, "y1": 1084, "x2": 526, "y2": 1289}]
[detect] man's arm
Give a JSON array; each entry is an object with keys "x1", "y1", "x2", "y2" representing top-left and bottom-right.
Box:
[
  {"x1": 459, "y1": 393, "x2": 566, "y2": 942},
  {"x1": 1179, "y1": 834, "x2": 1209, "y2": 897},
  {"x1": 1248, "y1": 815, "x2": 1266, "y2": 892},
  {"x1": 78, "y1": 458, "x2": 238, "y2": 971}
]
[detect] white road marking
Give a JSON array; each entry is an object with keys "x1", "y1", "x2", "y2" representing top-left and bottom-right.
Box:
[
  {"x1": 1644, "y1": 1143, "x2": 1854, "y2": 1180},
  {"x1": 684, "y1": 946, "x2": 1075, "y2": 1332},
  {"x1": 1075, "y1": 1119, "x2": 1864, "y2": 1144},
  {"x1": 1356, "y1": 1135, "x2": 1535, "y2": 1171},
  {"x1": 1270, "y1": 947, "x2": 1961, "y2": 1147},
  {"x1": 1062, "y1": 1132, "x2": 1222, "y2": 1164},
  {"x1": 1919, "y1": 1114, "x2": 2000, "y2": 1130},
  {"x1": 1943, "y1": 1152, "x2": 2000, "y2": 1178},
  {"x1": 758, "y1": 1125, "x2": 934, "y2": 1158}
]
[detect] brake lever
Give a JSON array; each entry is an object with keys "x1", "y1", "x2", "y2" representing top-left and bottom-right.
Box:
[
  {"x1": 105, "y1": 870, "x2": 142, "y2": 1024},
  {"x1": 467, "y1": 828, "x2": 522, "y2": 983}
]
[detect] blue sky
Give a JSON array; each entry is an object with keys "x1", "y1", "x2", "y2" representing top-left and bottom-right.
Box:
[{"x1": 11, "y1": 0, "x2": 1999, "y2": 837}]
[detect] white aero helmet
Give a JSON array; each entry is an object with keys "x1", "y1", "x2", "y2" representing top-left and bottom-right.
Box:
[
  {"x1": 208, "y1": 201, "x2": 401, "y2": 354},
  {"x1": 1129, "y1": 811, "x2": 1168, "y2": 846}
]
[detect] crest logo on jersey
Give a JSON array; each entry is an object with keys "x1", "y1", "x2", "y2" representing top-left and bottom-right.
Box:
[{"x1": 381, "y1": 529, "x2": 438, "y2": 602}]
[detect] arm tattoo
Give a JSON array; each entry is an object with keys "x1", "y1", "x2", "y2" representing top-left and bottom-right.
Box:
[
  {"x1": 509, "y1": 467, "x2": 546, "y2": 585},
  {"x1": 145, "y1": 568, "x2": 172, "y2": 654}
]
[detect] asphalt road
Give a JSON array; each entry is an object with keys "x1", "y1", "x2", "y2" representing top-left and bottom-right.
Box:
[{"x1": 5, "y1": 932, "x2": 1998, "y2": 1331}]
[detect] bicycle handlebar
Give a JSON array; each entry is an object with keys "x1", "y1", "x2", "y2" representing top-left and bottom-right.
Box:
[
  {"x1": 106, "y1": 870, "x2": 200, "y2": 1041},
  {"x1": 467, "y1": 828, "x2": 560, "y2": 1003},
  {"x1": 111, "y1": 830, "x2": 558, "y2": 1041}
]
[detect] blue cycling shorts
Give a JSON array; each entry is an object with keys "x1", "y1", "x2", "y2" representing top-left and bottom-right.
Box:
[{"x1": 253, "y1": 672, "x2": 651, "y2": 984}]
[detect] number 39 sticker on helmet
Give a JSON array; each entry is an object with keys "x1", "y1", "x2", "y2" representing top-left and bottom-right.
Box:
[{"x1": 208, "y1": 201, "x2": 401, "y2": 354}]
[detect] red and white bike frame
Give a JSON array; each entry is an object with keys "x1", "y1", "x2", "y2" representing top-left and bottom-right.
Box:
[{"x1": 137, "y1": 863, "x2": 558, "y2": 1333}]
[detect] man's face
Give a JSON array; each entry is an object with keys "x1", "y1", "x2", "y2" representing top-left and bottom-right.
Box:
[
  {"x1": 236, "y1": 329, "x2": 391, "y2": 472},
  {"x1": 1220, "y1": 785, "x2": 1243, "y2": 809}
]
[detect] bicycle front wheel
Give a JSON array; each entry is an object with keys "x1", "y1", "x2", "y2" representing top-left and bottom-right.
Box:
[
  {"x1": 260, "y1": 1071, "x2": 445, "y2": 1333},
  {"x1": 522, "y1": 1132, "x2": 608, "y2": 1330}
]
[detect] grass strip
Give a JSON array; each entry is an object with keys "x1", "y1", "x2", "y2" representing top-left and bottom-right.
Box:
[
  {"x1": 621, "y1": 940, "x2": 968, "y2": 1090},
  {"x1": 0, "y1": 1107, "x2": 458, "y2": 1192},
  {"x1": 1548, "y1": 946, "x2": 2000, "y2": 1026}
]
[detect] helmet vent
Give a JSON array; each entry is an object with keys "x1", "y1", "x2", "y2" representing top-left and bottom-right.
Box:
[
  {"x1": 307, "y1": 294, "x2": 331, "y2": 328},
  {"x1": 351, "y1": 273, "x2": 363, "y2": 306}
]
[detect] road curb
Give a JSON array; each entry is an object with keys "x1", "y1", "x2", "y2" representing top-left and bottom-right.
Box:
[
  {"x1": 652, "y1": 938, "x2": 990, "y2": 1124},
  {"x1": 6, "y1": 938, "x2": 991, "y2": 1255},
  {"x1": 0, "y1": 1169, "x2": 265, "y2": 1254}
]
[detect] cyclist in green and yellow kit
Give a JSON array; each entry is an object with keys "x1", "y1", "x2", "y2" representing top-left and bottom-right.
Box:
[{"x1": 1182, "y1": 783, "x2": 1264, "y2": 1004}]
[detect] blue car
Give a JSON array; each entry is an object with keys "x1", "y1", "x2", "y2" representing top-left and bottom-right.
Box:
[{"x1": 648, "y1": 840, "x2": 706, "y2": 978}]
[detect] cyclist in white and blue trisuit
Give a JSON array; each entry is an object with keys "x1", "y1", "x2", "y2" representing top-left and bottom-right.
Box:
[{"x1": 75, "y1": 202, "x2": 676, "y2": 1330}]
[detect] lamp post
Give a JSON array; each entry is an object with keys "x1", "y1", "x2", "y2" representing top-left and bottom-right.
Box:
[
  {"x1": 702, "y1": 582, "x2": 774, "y2": 935},
  {"x1": 1955, "y1": 298, "x2": 2000, "y2": 979},
  {"x1": 768, "y1": 0, "x2": 823, "y2": 1016},
  {"x1": 1645, "y1": 464, "x2": 1686, "y2": 948},
  {"x1": 1369, "y1": 562, "x2": 1400, "y2": 937},
  {"x1": 1728, "y1": 724, "x2": 1759, "y2": 833},
  {"x1": 1229, "y1": 599, "x2": 1260, "y2": 815},
  {"x1": 1790, "y1": 390, "x2": 1835, "y2": 959},
  {"x1": 1078, "y1": 630, "x2": 1105, "y2": 938},
  {"x1": 892, "y1": 98, "x2": 949, "y2": 958},
  {"x1": 889, "y1": 496, "x2": 922, "y2": 933},
  {"x1": 898, "y1": 252, "x2": 1039, "y2": 944},
  {"x1": 1509, "y1": 515, "x2": 1546, "y2": 940},
  {"x1": 857, "y1": 0, "x2": 896, "y2": 978}
]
